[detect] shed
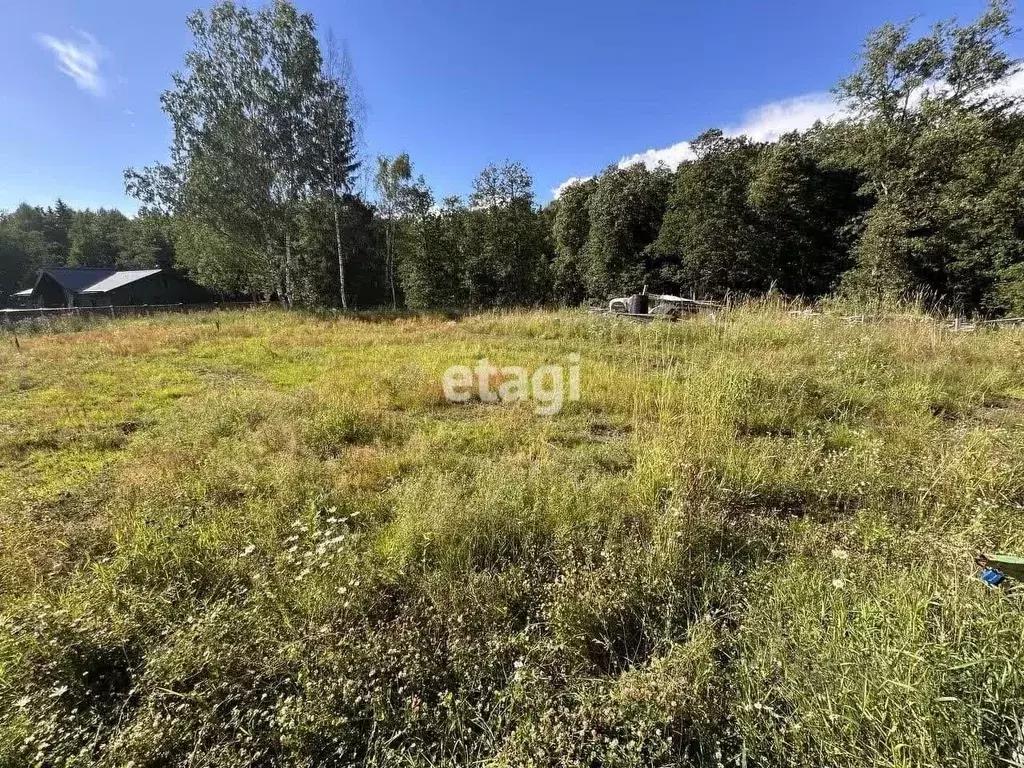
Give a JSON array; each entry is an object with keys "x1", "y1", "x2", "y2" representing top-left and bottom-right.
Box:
[
  {"x1": 11, "y1": 268, "x2": 211, "y2": 308},
  {"x1": 32, "y1": 268, "x2": 119, "y2": 308},
  {"x1": 76, "y1": 270, "x2": 212, "y2": 307},
  {"x1": 9, "y1": 288, "x2": 35, "y2": 309}
]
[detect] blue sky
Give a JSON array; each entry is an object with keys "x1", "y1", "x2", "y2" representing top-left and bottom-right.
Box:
[{"x1": 1, "y1": 0, "x2": 1019, "y2": 213}]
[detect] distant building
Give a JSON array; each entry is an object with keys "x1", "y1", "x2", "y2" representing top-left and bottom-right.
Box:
[
  {"x1": 9, "y1": 288, "x2": 35, "y2": 308},
  {"x1": 9, "y1": 268, "x2": 212, "y2": 308}
]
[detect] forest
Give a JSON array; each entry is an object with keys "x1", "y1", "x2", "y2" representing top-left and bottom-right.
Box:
[{"x1": 3, "y1": 0, "x2": 1024, "y2": 315}]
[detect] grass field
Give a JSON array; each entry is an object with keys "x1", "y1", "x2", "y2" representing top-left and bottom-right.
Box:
[{"x1": 1, "y1": 306, "x2": 1024, "y2": 767}]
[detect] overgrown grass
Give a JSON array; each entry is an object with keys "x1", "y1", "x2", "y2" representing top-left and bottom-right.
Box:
[{"x1": 1, "y1": 305, "x2": 1023, "y2": 766}]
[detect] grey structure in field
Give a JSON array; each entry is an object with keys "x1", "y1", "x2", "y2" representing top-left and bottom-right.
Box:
[{"x1": 9, "y1": 268, "x2": 211, "y2": 308}]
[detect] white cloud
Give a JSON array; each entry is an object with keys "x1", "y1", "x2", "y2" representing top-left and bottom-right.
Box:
[
  {"x1": 553, "y1": 90, "x2": 846, "y2": 195},
  {"x1": 724, "y1": 92, "x2": 840, "y2": 143},
  {"x1": 617, "y1": 141, "x2": 696, "y2": 172},
  {"x1": 988, "y1": 67, "x2": 1024, "y2": 101},
  {"x1": 551, "y1": 175, "x2": 594, "y2": 198},
  {"x1": 617, "y1": 92, "x2": 842, "y2": 173},
  {"x1": 37, "y1": 31, "x2": 106, "y2": 96}
]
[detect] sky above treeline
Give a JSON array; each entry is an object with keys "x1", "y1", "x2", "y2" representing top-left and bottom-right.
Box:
[{"x1": 2, "y1": 0, "x2": 1022, "y2": 213}]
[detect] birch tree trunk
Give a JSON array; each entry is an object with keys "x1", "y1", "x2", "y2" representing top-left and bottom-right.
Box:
[
  {"x1": 333, "y1": 201, "x2": 348, "y2": 310},
  {"x1": 284, "y1": 230, "x2": 294, "y2": 308},
  {"x1": 388, "y1": 220, "x2": 398, "y2": 309},
  {"x1": 264, "y1": 228, "x2": 287, "y2": 308}
]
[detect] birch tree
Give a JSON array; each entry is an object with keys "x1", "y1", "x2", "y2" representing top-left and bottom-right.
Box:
[
  {"x1": 374, "y1": 154, "x2": 430, "y2": 308},
  {"x1": 126, "y1": 0, "x2": 359, "y2": 307},
  {"x1": 314, "y1": 40, "x2": 359, "y2": 309}
]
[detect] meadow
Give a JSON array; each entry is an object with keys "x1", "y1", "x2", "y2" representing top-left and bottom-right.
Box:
[{"x1": 1, "y1": 306, "x2": 1023, "y2": 767}]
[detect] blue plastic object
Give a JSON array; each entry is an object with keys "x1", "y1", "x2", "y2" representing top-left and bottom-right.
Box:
[{"x1": 981, "y1": 568, "x2": 1006, "y2": 587}]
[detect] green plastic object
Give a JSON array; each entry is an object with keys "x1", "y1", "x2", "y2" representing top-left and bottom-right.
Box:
[{"x1": 985, "y1": 554, "x2": 1024, "y2": 582}]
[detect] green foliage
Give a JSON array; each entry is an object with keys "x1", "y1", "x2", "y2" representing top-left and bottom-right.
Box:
[
  {"x1": 652, "y1": 131, "x2": 765, "y2": 296},
  {"x1": 296, "y1": 195, "x2": 384, "y2": 309},
  {"x1": 396, "y1": 162, "x2": 552, "y2": 311},
  {"x1": 583, "y1": 163, "x2": 670, "y2": 297},
  {"x1": 992, "y1": 261, "x2": 1024, "y2": 315},
  {"x1": 551, "y1": 178, "x2": 597, "y2": 304},
  {"x1": 118, "y1": 208, "x2": 176, "y2": 269},
  {"x1": 68, "y1": 208, "x2": 129, "y2": 268},
  {"x1": 376, "y1": 153, "x2": 433, "y2": 308},
  {"x1": 126, "y1": 0, "x2": 360, "y2": 309},
  {"x1": 531, "y1": 0, "x2": 1024, "y2": 313},
  {"x1": 0, "y1": 205, "x2": 51, "y2": 301},
  {"x1": 465, "y1": 162, "x2": 551, "y2": 307},
  {"x1": 172, "y1": 218, "x2": 270, "y2": 298},
  {"x1": 833, "y1": 0, "x2": 1024, "y2": 309},
  {"x1": 400, "y1": 196, "x2": 467, "y2": 310},
  {"x1": 648, "y1": 130, "x2": 860, "y2": 299},
  {"x1": 747, "y1": 132, "x2": 864, "y2": 296}
]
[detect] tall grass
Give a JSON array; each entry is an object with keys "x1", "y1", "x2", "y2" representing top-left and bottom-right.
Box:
[{"x1": 1, "y1": 306, "x2": 1023, "y2": 766}]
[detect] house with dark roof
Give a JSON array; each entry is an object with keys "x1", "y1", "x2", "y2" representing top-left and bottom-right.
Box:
[{"x1": 9, "y1": 268, "x2": 211, "y2": 308}]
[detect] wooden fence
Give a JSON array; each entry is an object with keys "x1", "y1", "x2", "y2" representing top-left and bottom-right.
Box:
[
  {"x1": 791, "y1": 311, "x2": 1024, "y2": 331},
  {"x1": 0, "y1": 301, "x2": 261, "y2": 326}
]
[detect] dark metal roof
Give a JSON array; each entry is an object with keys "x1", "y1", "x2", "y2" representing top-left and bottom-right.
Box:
[
  {"x1": 80, "y1": 270, "x2": 163, "y2": 294},
  {"x1": 38, "y1": 268, "x2": 117, "y2": 293}
]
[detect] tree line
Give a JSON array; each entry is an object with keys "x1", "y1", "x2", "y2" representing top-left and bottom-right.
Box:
[
  {"x1": 0, "y1": 203, "x2": 175, "y2": 299},
  {"x1": 4, "y1": 0, "x2": 1024, "y2": 314}
]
